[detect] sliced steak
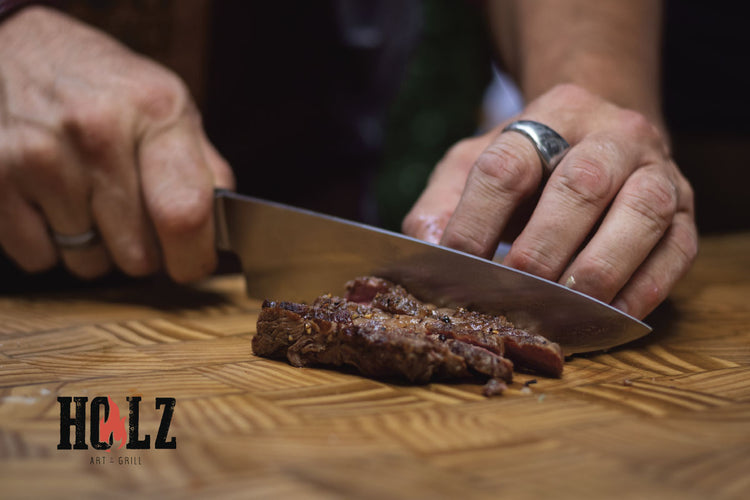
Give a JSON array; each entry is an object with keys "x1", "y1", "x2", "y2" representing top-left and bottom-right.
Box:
[
  {"x1": 253, "y1": 276, "x2": 564, "y2": 392},
  {"x1": 255, "y1": 297, "x2": 513, "y2": 383},
  {"x1": 345, "y1": 277, "x2": 564, "y2": 377}
]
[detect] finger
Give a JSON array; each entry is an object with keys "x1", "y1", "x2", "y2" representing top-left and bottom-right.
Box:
[
  {"x1": 403, "y1": 135, "x2": 494, "y2": 243},
  {"x1": 0, "y1": 187, "x2": 57, "y2": 272},
  {"x1": 502, "y1": 132, "x2": 637, "y2": 279},
  {"x1": 611, "y1": 210, "x2": 698, "y2": 319},
  {"x1": 559, "y1": 164, "x2": 680, "y2": 304},
  {"x1": 13, "y1": 129, "x2": 111, "y2": 279},
  {"x1": 438, "y1": 130, "x2": 546, "y2": 258},
  {"x1": 90, "y1": 184, "x2": 161, "y2": 278},
  {"x1": 139, "y1": 119, "x2": 217, "y2": 283},
  {"x1": 88, "y1": 154, "x2": 162, "y2": 278},
  {"x1": 199, "y1": 133, "x2": 235, "y2": 190},
  {"x1": 61, "y1": 99, "x2": 163, "y2": 278}
]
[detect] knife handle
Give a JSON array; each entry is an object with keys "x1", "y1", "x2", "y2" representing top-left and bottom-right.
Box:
[{"x1": 214, "y1": 189, "x2": 233, "y2": 251}]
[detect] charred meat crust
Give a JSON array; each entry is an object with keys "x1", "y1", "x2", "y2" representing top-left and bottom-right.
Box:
[
  {"x1": 254, "y1": 277, "x2": 563, "y2": 390},
  {"x1": 255, "y1": 298, "x2": 513, "y2": 383},
  {"x1": 346, "y1": 277, "x2": 564, "y2": 377}
]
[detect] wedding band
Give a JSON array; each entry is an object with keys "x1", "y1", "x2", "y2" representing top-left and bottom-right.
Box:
[
  {"x1": 51, "y1": 229, "x2": 99, "y2": 250},
  {"x1": 502, "y1": 120, "x2": 570, "y2": 173}
]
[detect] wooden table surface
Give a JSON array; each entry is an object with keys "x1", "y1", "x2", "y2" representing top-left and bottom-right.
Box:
[{"x1": 1, "y1": 232, "x2": 749, "y2": 499}]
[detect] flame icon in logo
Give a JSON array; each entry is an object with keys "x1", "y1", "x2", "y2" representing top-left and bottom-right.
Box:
[{"x1": 99, "y1": 395, "x2": 127, "y2": 452}]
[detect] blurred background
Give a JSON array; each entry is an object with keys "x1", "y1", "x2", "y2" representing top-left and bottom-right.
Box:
[
  {"x1": 2, "y1": 0, "x2": 748, "y2": 289},
  {"x1": 59, "y1": 0, "x2": 495, "y2": 230}
]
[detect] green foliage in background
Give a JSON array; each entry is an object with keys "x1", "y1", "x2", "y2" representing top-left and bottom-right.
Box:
[{"x1": 377, "y1": 0, "x2": 491, "y2": 231}]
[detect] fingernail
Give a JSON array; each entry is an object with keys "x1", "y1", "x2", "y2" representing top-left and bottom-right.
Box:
[
  {"x1": 611, "y1": 299, "x2": 628, "y2": 315},
  {"x1": 564, "y1": 275, "x2": 576, "y2": 289}
]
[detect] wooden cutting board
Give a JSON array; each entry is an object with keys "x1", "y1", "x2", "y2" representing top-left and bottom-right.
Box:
[{"x1": 1, "y1": 232, "x2": 749, "y2": 499}]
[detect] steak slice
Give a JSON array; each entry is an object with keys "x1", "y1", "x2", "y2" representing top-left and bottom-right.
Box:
[
  {"x1": 253, "y1": 277, "x2": 564, "y2": 393},
  {"x1": 345, "y1": 277, "x2": 564, "y2": 377},
  {"x1": 255, "y1": 297, "x2": 513, "y2": 384}
]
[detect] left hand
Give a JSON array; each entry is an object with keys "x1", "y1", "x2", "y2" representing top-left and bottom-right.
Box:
[{"x1": 403, "y1": 84, "x2": 697, "y2": 320}]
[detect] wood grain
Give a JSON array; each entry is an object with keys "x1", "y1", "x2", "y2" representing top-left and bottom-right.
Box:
[{"x1": 1, "y1": 232, "x2": 749, "y2": 499}]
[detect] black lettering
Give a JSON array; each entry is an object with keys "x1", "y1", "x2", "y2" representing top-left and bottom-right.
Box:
[
  {"x1": 57, "y1": 397, "x2": 88, "y2": 450},
  {"x1": 126, "y1": 396, "x2": 150, "y2": 449},
  {"x1": 155, "y1": 397, "x2": 176, "y2": 449},
  {"x1": 89, "y1": 397, "x2": 111, "y2": 450}
]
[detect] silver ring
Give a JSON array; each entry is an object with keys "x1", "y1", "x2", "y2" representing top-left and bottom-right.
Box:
[
  {"x1": 502, "y1": 120, "x2": 570, "y2": 173},
  {"x1": 51, "y1": 229, "x2": 99, "y2": 250}
]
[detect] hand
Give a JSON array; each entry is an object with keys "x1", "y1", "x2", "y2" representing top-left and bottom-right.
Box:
[
  {"x1": 404, "y1": 84, "x2": 697, "y2": 319},
  {"x1": 0, "y1": 7, "x2": 234, "y2": 282}
]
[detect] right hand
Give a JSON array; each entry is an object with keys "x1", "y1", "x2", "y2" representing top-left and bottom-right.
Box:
[{"x1": 0, "y1": 6, "x2": 234, "y2": 282}]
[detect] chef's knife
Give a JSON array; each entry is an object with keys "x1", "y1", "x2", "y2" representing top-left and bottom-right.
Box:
[{"x1": 214, "y1": 190, "x2": 651, "y2": 354}]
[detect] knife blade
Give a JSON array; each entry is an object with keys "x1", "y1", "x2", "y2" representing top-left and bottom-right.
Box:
[{"x1": 214, "y1": 190, "x2": 651, "y2": 354}]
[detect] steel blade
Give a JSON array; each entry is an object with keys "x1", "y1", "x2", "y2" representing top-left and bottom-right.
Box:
[{"x1": 215, "y1": 191, "x2": 651, "y2": 354}]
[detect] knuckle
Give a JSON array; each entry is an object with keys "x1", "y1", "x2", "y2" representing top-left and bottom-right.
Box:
[
  {"x1": 441, "y1": 228, "x2": 487, "y2": 258},
  {"x1": 505, "y1": 245, "x2": 557, "y2": 277},
  {"x1": 632, "y1": 271, "x2": 665, "y2": 314},
  {"x1": 541, "y1": 83, "x2": 599, "y2": 112},
  {"x1": 617, "y1": 109, "x2": 669, "y2": 158},
  {"x1": 474, "y1": 142, "x2": 536, "y2": 196},
  {"x1": 670, "y1": 220, "x2": 699, "y2": 266},
  {"x1": 578, "y1": 255, "x2": 622, "y2": 296},
  {"x1": 625, "y1": 174, "x2": 678, "y2": 234},
  {"x1": 135, "y1": 69, "x2": 191, "y2": 123},
  {"x1": 548, "y1": 82, "x2": 589, "y2": 102},
  {"x1": 619, "y1": 109, "x2": 650, "y2": 133},
  {"x1": 444, "y1": 137, "x2": 483, "y2": 165},
  {"x1": 619, "y1": 110, "x2": 667, "y2": 154},
  {"x1": 18, "y1": 131, "x2": 62, "y2": 180},
  {"x1": 443, "y1": 140, "x2": 470, "y2": 163},
  {"x1": 554, "y1": 156, "x2": 613, "y2": 208},
  {"x1": 18, "y1": 130, "x2": 58, "y2": 168},
  {"x1": 677, "y1": 174, "x2": 696, "y2": 211},
  {"x1": 62, "y1": 102, "x2": 121, "y2": 156},
  {"x1": 151, "y1": 186, "x2": 213, "y2": 237},
  {"x1": 682, "y1": 178, "x2": 695, "y2": 203},
  {"x1": 618, "y1": 109, "x2": 660, "y2": 141}
]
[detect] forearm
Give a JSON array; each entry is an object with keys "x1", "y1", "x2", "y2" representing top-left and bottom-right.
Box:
[{"x1": 491, "y1": 0, "x2": 664, "y2": 130}]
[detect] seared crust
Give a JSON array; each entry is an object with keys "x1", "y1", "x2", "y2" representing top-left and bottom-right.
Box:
[
  {"x1": 254, "y1": 277, "x2": 564, "y2": 391},
  {"x1": 346, "y1": 277, "x2": 564, "y2": 377},
  {"x1": 255, "y1": 297, "x2": 513, "y2": 383}
]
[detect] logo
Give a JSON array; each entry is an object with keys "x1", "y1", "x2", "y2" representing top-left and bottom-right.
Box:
[{"x1": 57, "y1": 396, "x2": 176, "y2": 451}]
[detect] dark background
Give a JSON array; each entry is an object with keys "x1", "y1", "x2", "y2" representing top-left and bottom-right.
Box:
[
  {"x1": 662, "y1": 0, "x2": 750, "y2": 233},
  {"x1": 1, "y1": 0, "x2": 747, "y2": 290}
]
